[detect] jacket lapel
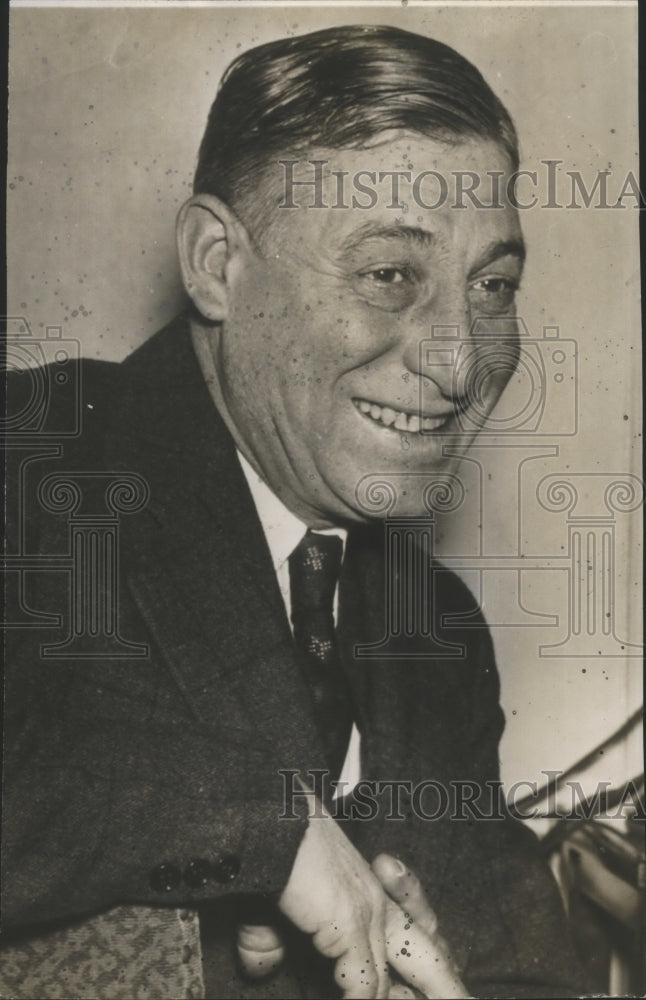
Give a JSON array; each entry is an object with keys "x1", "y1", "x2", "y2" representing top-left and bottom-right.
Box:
[
  {"x1": 337, "y1": 525, "x2": 461, "y2": 932},
  {"x1": 103, "y1": 315, "x2": 326, "y2": 771}
]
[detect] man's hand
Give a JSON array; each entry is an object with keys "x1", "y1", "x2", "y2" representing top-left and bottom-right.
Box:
[
  {"x1": 372, "y1": 854, "x2": 472, "y2": 1000},
  {"x1": 278, "y1": 805, "x2": 391, "y2": 999},
  {"x1": 235, "y1": 803, "x2": 470, "y2": 1000},
  {"x1": 236, "y1": 922, "x2": 285, "y2": 979}
]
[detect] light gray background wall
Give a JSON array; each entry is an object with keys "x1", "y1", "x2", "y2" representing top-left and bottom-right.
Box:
[{"x1": 8, "y1": 2, "x2": 642, "y2": 794}]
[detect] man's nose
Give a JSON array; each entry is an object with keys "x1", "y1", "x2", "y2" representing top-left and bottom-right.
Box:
[{"x1": 400, "y1": 292, "x2": 472, "y2": 400}]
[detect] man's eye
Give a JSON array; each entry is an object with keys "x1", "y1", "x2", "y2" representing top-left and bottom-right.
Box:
[
  {"x1": 469, "y1": 276, "x2": 518, "y2": 313},
  {"x1": 352, "y1": 263, "x2": 417, "y2": 312},
  {"x1": 473, "y1": 278, "x2": 516, "y2": 293},
  {"x1": 361, "y1": 267, "x2": 409, "y2": 285}
]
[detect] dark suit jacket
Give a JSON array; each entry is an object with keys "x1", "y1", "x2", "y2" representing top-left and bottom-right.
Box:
[{"x1": 2, "y1": 316, "x2": 587, "y2": 998}]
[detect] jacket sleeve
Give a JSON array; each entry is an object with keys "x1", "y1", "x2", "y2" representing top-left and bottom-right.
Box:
[
  {"x1": 3, "y1": 365, "x2": 310, "y2": 931},
  {"x1": 2, "y1": 498, "x2": 308, "y2": 930},
  {"x1": 2, "y1": 613, "x2": 309, "y2": 929},
  {"x1": 456, "y1": 620, "x2": 591, "y2": 998}
]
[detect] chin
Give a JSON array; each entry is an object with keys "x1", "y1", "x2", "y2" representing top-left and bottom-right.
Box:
[
  {"x1": 323, "y1": 427, "x2": 478, "y2": 522},
  {"x1": 340, "y1": 464, "x2": 461, "y2": 521}
]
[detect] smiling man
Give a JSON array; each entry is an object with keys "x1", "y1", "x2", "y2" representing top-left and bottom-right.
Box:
[
  {"x1": 3, "y1": 24, "x2": 586, "y2": 1000},
  {"x1": 184, "y1": 134, "x2": 525, "y2": 526}
]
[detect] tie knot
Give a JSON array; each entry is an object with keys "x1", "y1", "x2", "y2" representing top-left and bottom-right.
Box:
[{"x1": 288, "y1": 529, "x2": 343, "y2": 611}]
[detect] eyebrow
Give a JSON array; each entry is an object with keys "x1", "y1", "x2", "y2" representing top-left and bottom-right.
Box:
[
  {"x1": 469, "y1": 239, "x2": 526, "y2": 277},
  {"x1": 338, "y1": 223, "x2": 435, "y2": 259},
  {"x1": 338, "y1": 224, "x2": 526, "y2": 271}
]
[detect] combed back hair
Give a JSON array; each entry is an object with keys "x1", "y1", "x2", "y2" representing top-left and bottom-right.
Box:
[{"x1": 194, "y1": 24, "x2": 519, "y2": 235}]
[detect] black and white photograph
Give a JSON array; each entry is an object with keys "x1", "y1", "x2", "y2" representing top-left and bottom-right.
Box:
[{"x1": 3, "y1": 1, "x2": 643, "y2": 997}]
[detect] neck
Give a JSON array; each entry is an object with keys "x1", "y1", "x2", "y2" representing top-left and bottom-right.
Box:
[{"x1": 189, "y1": 316, "x2": 351, "y2": 531}]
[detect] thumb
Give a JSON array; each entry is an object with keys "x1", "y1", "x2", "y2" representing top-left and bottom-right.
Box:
[
  {"x1": 372, "y1": 855, "x2": 471, "y2": 1000},
  {"x1": 236, "y1": 923, "x2": 285, "y2": 980},
  {"x1": 372, "y1": 855, "x2": 438, "y2": 940}
]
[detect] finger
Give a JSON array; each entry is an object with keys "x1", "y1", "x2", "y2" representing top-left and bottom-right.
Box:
[
  {"x1": 236, "y1": 923, "x2": 285, "y2": 980},
  {"x1": 372, "y1": 854, "x2": 438, "y2": 940},
  {"x1": 388, "y1": 985, "x2": 417, "y2": 999},
  {"x1": 308, "y1": 888, "x2": 390, "y2": 999},
  {"x1": 332, "y1": 935, "x2": 384, "y2": 1000},
  {"x1": 370, "y1": 899, "x2": 391, "y2": 999},
  {"x1": 372, "y1": 857, "x2": 469, "y2": 998},
  {"x1": 384, "y1": 897, "x2": 470, "y2": 1000},
  {"x1": 313, "y1": 921, "x2": 387, "y2": 1000}
]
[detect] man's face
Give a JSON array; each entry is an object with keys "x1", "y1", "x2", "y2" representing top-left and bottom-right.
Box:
[{"x1": 211, "y1": 134, "x2": 524, "y2": 526}]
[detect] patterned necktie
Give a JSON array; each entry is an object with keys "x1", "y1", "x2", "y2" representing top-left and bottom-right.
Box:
[{"x1": 288, "y1": 529, "x2": 354, "y2": 779}]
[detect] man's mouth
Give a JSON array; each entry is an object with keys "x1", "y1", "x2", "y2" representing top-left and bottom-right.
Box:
[{"x1": 353, "y1": 397, "x2": 453, "y2": 434}]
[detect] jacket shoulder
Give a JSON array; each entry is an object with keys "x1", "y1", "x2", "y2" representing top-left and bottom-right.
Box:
[
  {"x1": 6, "y1": 355, "x2": 122, "y2": 458},
  {"x1": 431, "y1": 556, "x2": 487, "y2": 627}
]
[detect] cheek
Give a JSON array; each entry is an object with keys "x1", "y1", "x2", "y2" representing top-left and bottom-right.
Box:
[
  {"x1": 469, "y1": 341, "x2": 520, "y2": 396},
  {"x1": 310, "y1": 293, "x2": 399, "y2": 373}
]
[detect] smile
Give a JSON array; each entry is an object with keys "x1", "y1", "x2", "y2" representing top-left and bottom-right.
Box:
[{"x1": 353, "y1": 398, "x2": 452, "y2": 434}]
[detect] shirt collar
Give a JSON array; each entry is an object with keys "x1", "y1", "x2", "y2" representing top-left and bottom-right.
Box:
[{"x1": 237, "y1": 450, "x2": 346, "y2": 574}]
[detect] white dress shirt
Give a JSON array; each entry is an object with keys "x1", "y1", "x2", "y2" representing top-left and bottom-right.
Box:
[{"x1": 237, "y1": 451, "x2": 361, "y2": 796}]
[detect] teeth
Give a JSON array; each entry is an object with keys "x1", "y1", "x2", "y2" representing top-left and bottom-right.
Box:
[
  {"x1": 355, "y1": 399, "x2": 449, "y2": 434},
  {"x1": 422, "y1": 416, "x2": 446, "y2": 431}
]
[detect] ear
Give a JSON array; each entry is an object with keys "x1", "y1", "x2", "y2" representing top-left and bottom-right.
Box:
[{"x1": 176, "y1": 194, "x2": 247, "y2": 322}]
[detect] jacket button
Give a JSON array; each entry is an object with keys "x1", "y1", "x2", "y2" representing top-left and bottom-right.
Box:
[
  {"x1": 149, "y1": 862, "x2": 181, "y2": 892},
  {"x1": 212, "y1": 853, "x2": 240, "y2": 883},
  {"x1": 183, "y1": 858, "x2": 211, "y2": 889}
]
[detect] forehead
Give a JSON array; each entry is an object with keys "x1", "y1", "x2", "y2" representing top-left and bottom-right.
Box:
[{"x1": 262, "y1": 133, "x2": 522, "y2": 258}]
